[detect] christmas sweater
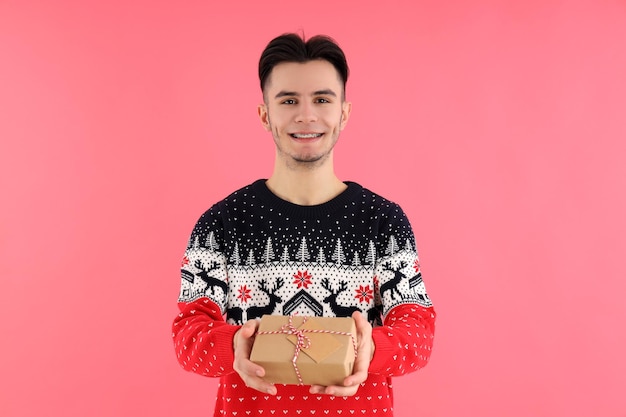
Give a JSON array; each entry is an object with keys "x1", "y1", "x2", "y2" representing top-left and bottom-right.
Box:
[{"x1": 172, "y1": 179, "x2": 436, "y2": 416}]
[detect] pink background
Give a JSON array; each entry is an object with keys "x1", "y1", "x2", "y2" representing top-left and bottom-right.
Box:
[{"x1": 1, "y1": 1, "x2": 625, "y2": 416}]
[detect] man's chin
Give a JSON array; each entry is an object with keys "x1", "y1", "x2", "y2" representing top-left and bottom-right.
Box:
[
  {"x1": 289, "y1": 153, "x2": 329, "y2": 168},
  {"x1": 293, "y1": 156, "x2": 322, "y2": 163}
]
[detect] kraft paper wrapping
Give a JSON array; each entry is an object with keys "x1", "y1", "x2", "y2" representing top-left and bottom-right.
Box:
[{"x1": 249, "y1": 315, "x2": 357, "y2": 386}]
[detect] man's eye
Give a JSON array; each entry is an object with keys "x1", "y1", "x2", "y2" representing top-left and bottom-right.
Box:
[
  {"x1": 316, "y1": 98, "x2": 329, "y2": 103},
  {"x1": 282, "y1": 99, "x2": 296, "y2": 105}
]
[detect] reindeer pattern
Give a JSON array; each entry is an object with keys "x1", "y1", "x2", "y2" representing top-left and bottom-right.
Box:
[{"x1": 180, "y1": 246, "x2": 430, "y2": 326}]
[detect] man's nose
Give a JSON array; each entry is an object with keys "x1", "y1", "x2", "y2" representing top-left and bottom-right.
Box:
[{"x1": 295, "y1": 102, "x2": 318, "y2": 123}]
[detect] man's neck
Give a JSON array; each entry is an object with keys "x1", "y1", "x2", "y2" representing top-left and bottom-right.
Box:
[{"x1": 266, "y1": 166, "x2": 347, "y2": 206}]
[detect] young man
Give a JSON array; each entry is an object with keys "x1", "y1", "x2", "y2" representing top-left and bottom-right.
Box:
[{"x1": 173, "y1": 33, "x2": 436, "y2": 416}]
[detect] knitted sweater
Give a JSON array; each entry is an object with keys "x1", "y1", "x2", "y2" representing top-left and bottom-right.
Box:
[{"x1": 172, "y1": 179, "x2": 436, "y2": 416}]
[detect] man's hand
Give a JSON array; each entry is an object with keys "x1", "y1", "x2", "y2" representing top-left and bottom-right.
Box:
[
  {"x1": 309, "y1": 311, "x2": 374, "y2": 397},
  {"x1": 233, "y1": 319, "x2": 277, "y2": 395}
]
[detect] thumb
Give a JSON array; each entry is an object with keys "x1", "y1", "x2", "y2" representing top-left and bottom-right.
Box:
[{"x1": 241, "y1": 318, "x2": 260, "y2": 338}]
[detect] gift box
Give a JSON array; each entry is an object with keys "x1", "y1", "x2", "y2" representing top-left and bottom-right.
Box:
[{"x1": 249, "y1": 315, "x2": 357, "y2": 386}]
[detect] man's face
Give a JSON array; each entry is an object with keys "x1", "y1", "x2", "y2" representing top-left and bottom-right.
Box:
[{"x1": 258, "y1": 60, "x2": 351, "y2": 168}]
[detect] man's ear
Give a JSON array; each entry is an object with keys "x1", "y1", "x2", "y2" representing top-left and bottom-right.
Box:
[
  {"x1": 340, "y1": 101, "x2": 352, "y2": 130},
  {"x1": 258, "y1": 103, "x2": 271, "y2": 131}
]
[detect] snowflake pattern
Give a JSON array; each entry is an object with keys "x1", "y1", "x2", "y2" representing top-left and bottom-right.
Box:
[
  {"x1": 414, "y1": 258, "x2": 421, "y2": 273},
  {"x1": 354, "y1": 284, "x2": 374, "y2": 303},
  {"x1": 237, "y1": 285, "x2": 252, "y2": 303},
  {"x1": 292, "y1": 270, "x2": 313, "y2": 289}
]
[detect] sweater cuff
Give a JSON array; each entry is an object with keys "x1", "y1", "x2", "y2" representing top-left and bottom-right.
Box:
[
  {"x1": 214, "y1": 323, "x2": 241, "y2": 373},
  {"x1": 369, "y1": 327, "x2": 395, "y2": 374}
]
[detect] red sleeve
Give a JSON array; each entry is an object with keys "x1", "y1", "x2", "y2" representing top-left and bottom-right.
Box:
[
  {"x1": 172, "y1": 297, "x2": 241, "y2": 377},
  {"x1": 369, "y1": 304, "x2": 436, "y2": 376}
]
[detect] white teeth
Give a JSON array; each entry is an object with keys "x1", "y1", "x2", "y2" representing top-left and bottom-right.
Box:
[{"x1": 291, "y1": 133, "x2": 322, "y2": 139}]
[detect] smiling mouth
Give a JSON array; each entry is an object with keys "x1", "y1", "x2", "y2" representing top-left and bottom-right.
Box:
[{"x1": 290, "y1": 133, "x2": 323, "y2": 139}]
